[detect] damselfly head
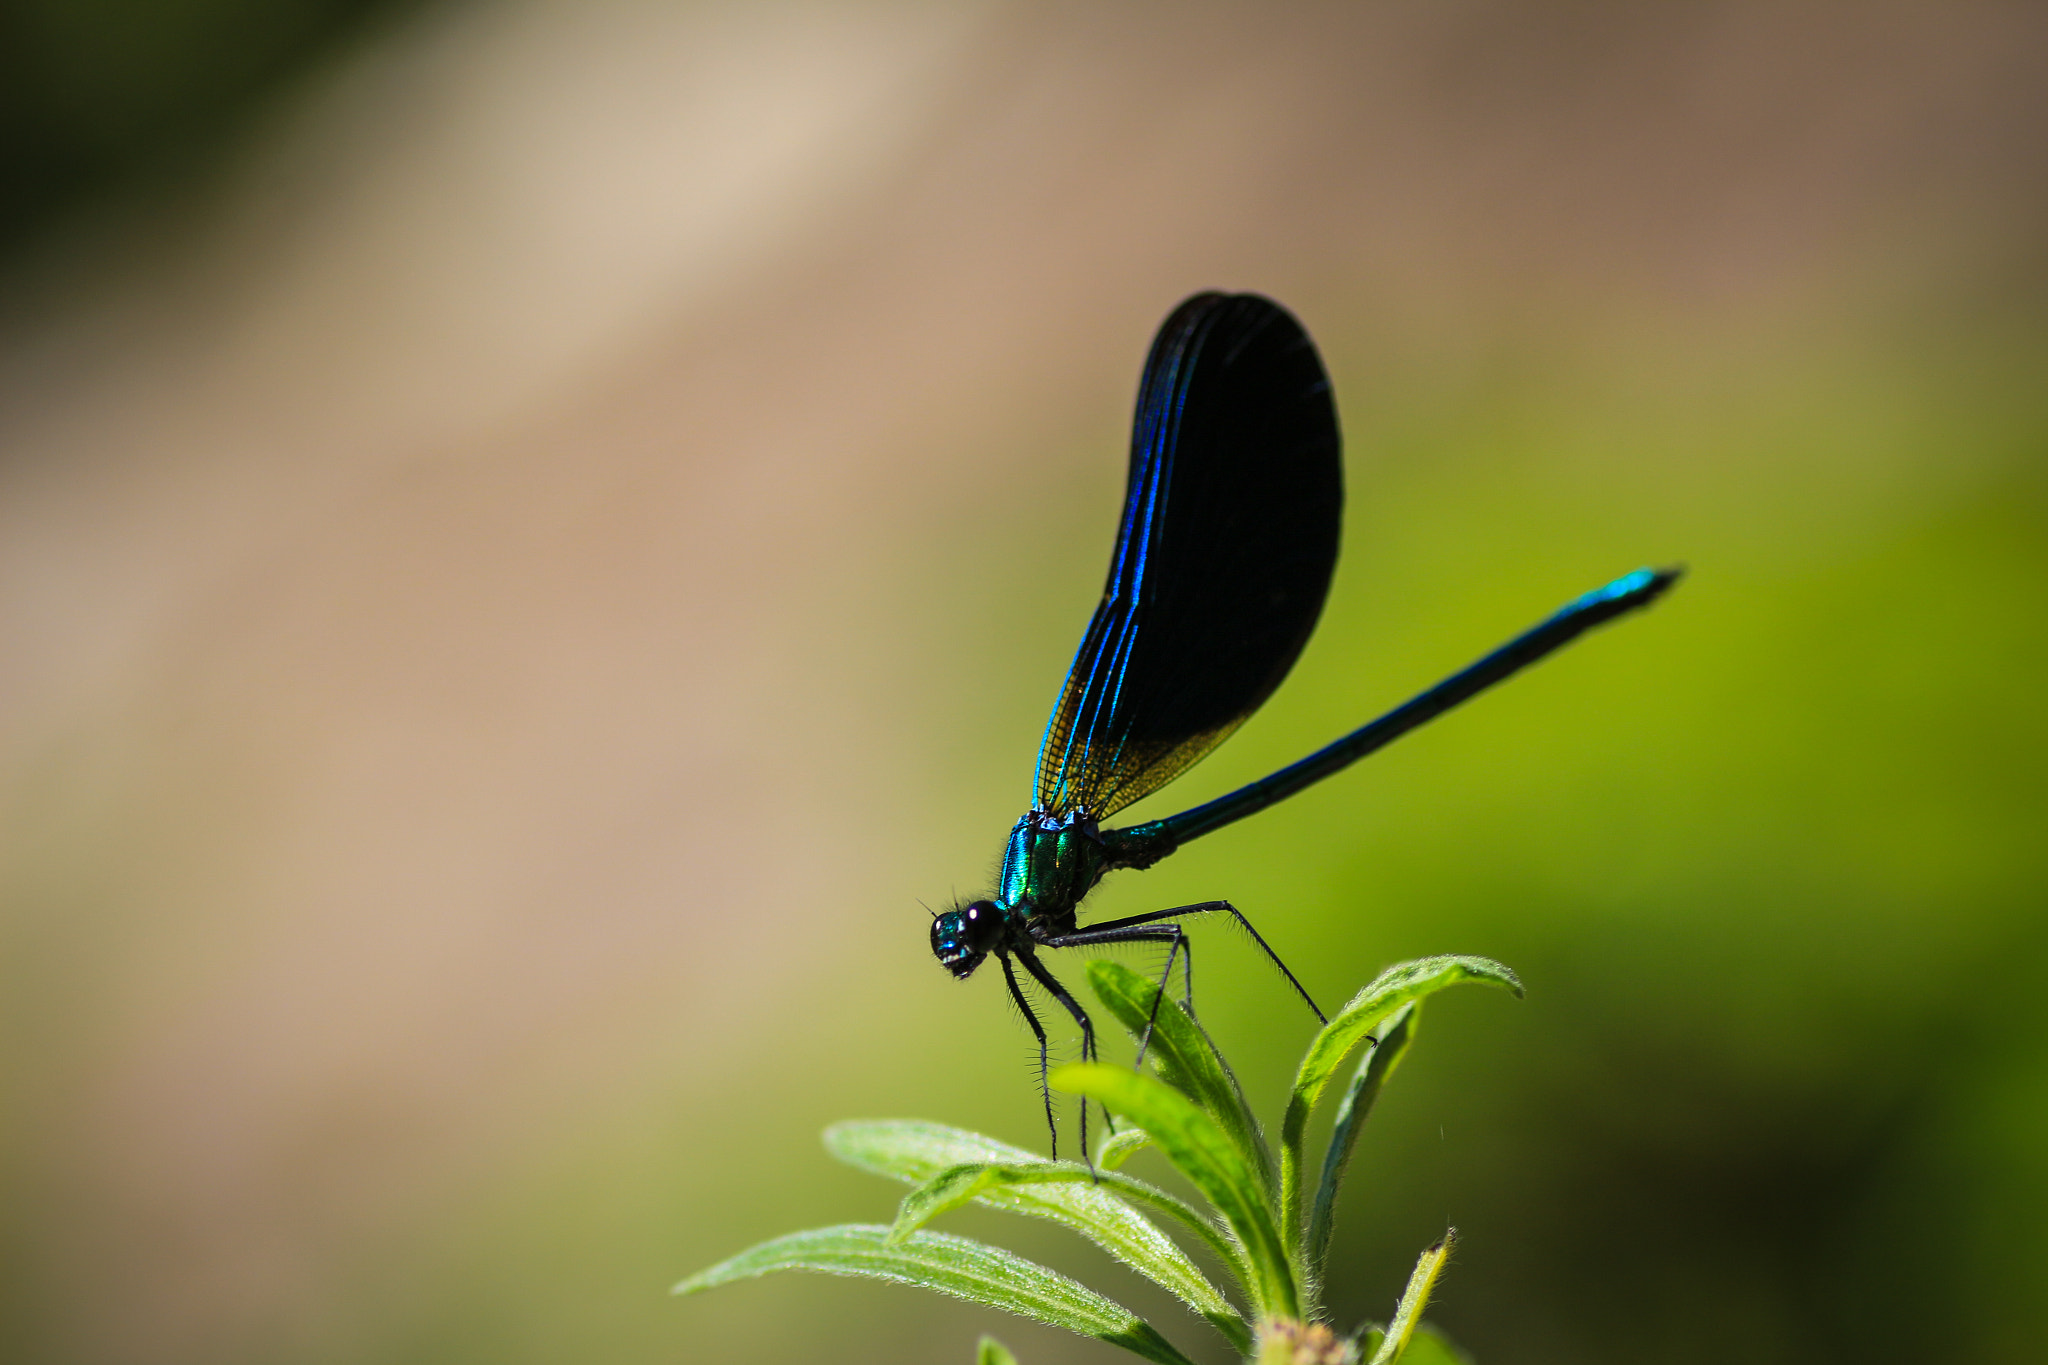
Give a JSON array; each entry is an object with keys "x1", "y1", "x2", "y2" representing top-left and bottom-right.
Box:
[{"x1": 930, "y1": 899, "x2": 1001, "y2": 978}]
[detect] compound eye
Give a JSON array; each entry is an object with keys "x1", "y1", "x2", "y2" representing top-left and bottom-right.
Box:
[{"x1": 960, "y1": 900, "x2": 1001, "y2": 950}]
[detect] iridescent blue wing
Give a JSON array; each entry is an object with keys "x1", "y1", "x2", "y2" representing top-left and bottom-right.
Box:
[{"x1": 1033, "y1": 293, "x2": 1342, "y2": 819}]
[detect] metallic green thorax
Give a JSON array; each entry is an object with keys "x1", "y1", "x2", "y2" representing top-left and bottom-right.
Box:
[{"x1": 995, "y1": 811, "x2": 1179, "y2": 932}]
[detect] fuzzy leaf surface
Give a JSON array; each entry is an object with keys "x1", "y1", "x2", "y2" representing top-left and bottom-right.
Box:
[
  {"x1": 885, "y1": 1160, "x2": 1245, "y2": 1349},
  {"x1": 674, "y1": 1224, "x2": 1198, "y2": 1365},
  {"x1": 1367, "y1": 1230, "x2": 1457, "y2": 1365},
  {"x1": 829, "y1": 1122, "x2": 1241, "y2": 1344},
  {"x1": 1086, "y1": 960, "x2": 1274, "y2": 1191},
  {"x1": 1052, "y1": 1063, "x2": 1296, "y2": 1320}
]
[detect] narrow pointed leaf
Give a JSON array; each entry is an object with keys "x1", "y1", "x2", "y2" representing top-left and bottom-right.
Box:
[
  {"x1": 829, "y1": 1122, "x2": 1245, "y2": 1348},
  {"x1": 674, "y1": 1225, "x2": 1199, "y2": 1365},
  {"x1": 1053, "y1": 1062, "x2": 1297, "y2": 1320},
  {"x1": 889, "y1": 1163, "x2": 1006, "y2": 1243},
  {"x1": 1292, "y1": 958, "x2": 1521, "y2": 1122},
  {"x1": 1281, "y1": 957, "x2": 1518, "y2": 1260},
  {"x1": 977, "y1": 1335, "x2": 1020, "y2": 1365},
  {"x1": 1307, "y1": 1003, "x2": 1418, "y2": 1282},
  {"x1": 884, "y1": 1159, "x2": 1248, "y2": 1350},
  {"x1": 1087, "y1": 960, "x2": 1275, "y2": 1192},
  {"x1": 1367, "y1": 1229, "x2": 1456, "y2": 1365},
  {"x1": 884, "y1": 1159, "x2": 1245, "y2": 1290},
  {"x1": 1098, "y1": 1125, "x2": 1152, "y2": 1170}
]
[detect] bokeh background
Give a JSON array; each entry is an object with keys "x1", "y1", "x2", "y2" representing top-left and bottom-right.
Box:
[{"x1": 2, "y1": 3, "x2": 2044, "y2": 1362}]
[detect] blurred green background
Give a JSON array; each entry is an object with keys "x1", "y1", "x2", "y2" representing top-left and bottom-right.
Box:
[{"x1": 0, "y1": 3, "x2": 2042, "y2": 1363}]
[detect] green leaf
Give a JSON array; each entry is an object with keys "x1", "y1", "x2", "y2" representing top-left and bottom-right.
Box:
[
  {"x1": 1387, "y1": 1325, "x2": 1471, "y2": 1365},
  {"x1": 826, "y1": 1119, "x2": 1031, "y2": 1183},
  {"x1": 1353, "y1": 1319, "x2": 1469, "y2": 1363},
  {"x1": 1292, "y1": 958, "x2": 1522, "y2": 1120},
  {"x1": 674, "y1": 1224, "x2": 1199, "y2": 1365},
  {"x1": 1366, "y1": 1230, "x2": 1457, "y2": 1365},
  {"x1": 829, "y1": 1123, "x2": 1247, "y2": 1350},
  {"x1": 1281, "y1": 958, "x2": 1519, "y2": 1263},
  {"x1": 1097, "y1": 1125, "x2": 1151, "y2": 1170},
  {"x1": 1052, "y1": 1062, "x2": 1297, "y2": 1321},
  {"x1": 1307, "y1": 1002, "x2": 1418, "y2": 1284},
  {"x1": 888, "y1": 1162, "x2": 995, "y2": 1242},
  {"x1": 883, "y1": 1159, "x2": 1248, "y2": 1350},
  {"x1": 977, "y1": 1335, "x2": 1020, "y2": 1365},
  {"x1": 881, "y1": 1158, "x2": 1230, "y2": 1273},
  {"x1": 888, "y1": 1162, "x2": 1000, "y2": 1242},
  {"x1": 1086, "y1": 960, "x2": 1275, "y2": 1193}
]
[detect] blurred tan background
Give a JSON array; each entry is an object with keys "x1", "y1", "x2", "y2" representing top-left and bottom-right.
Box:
[{"x1": 2, "y1": 3, "x2": 2044, "y2": 1362}]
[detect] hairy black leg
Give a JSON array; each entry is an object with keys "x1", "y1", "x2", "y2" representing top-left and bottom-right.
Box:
[
  {"x1": 1067, "y1": 900, "x2": 1327, "y2": 1024},
  {"x1": 1037, "y1": 922, "x2": 1187, "y2": 1066},
  {"x1": 1000, "y1": 953, "x2": 1058, "y2": 1160},
  {"x1": 1017, "y1": 950, "x2": 1099, "y2": 1175}
]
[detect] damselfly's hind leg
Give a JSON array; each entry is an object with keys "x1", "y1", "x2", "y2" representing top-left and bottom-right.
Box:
[{"x1": 1049, "y1": 899, "x2": 1326, "y2": 1025}]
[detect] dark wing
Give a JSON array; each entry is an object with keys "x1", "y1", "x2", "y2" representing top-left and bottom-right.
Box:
[{"x1": 1032, "y1": 293, "x2": 1342, "y2": 819}]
